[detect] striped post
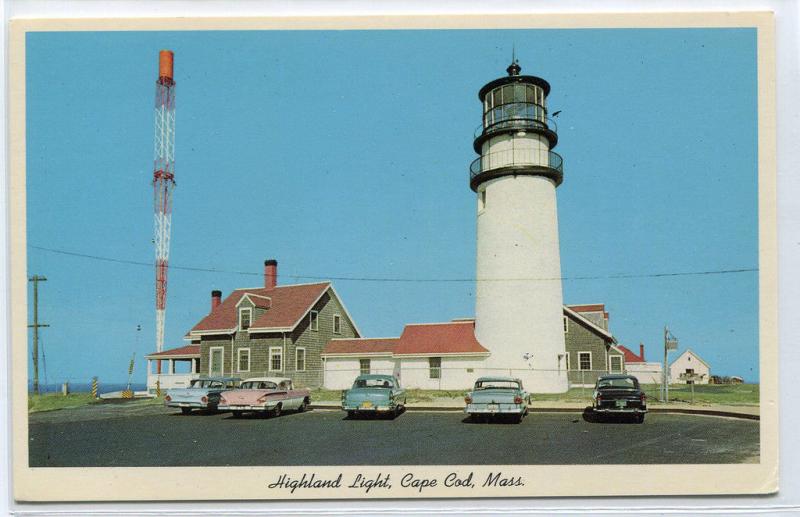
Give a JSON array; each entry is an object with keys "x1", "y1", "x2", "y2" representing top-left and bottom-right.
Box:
[
  {"x1": 156, "y1": 378, "x2": 161, "y2": 398},
  {"x1": 91, "y1": 377, "x2": 98, "y2": 399}
]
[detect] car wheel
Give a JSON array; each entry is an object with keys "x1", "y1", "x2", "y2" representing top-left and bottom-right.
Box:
[
  {"x1": 232, "y1": 411, "x2": 242, "y2": 418},
  {"x1": 347, "y1": 410, "x2": 356, "y2": 419},
  {"x1": 636, "y1": 414, "x2": 645, "y2": 424},
  {"x1": 180, "y1": 407, "x2": 191, "y2": 415},
  {"x1": 297, "y1": 398, "x2": 309, "y2": 413},
  {"x1": 515, "y1": 412, "x2": 524, "y2": 424},
  {"x1": 272, "y1": 404, "x2": 282, "y2": 418}
]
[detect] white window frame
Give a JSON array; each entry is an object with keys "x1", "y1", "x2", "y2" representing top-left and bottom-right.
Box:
[
  {"x1": 309, "y1": 310, "x2": 319, "y2": 331},
  {"x1": 209, "y1": 346, "x2": 225, "y2": 377},
  {"x1": 239, "y1": 307, "x2": 252, "y2": 331},
  {"x1": 237, "y1": 348, "x2": 251, "y2": 373},
  {"x1": 269, "y1": 346, "x2": 283, "y2": 372},
  {"x1": 296, "y1": 347, "x2": 306, "y2": 372},
  {"x1": 609, "y1": 355, "x2": 623, "y2": 373},
  {"x1": 563, "y1": 315, "x2": 569, "y2": 333},
  {"x1": 429, "y1": 357, "x2": 442, "y2": 379},
  {"x1": 359, "y1": 358, "x2": 371, "y2": 375},
  {"x1": 578, "y1": 351, "x2": 592, "y2": 371},
  {"x1": 333, "y1": 314, "x2": 342, "y2": 335}
]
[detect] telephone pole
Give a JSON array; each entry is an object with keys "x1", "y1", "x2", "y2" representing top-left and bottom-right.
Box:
[{"x1": 28, "y1": 275, "x2": 49, "y2": 395}]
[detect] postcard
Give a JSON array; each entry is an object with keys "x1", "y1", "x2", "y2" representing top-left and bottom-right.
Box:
[{"x1": 9, "y1": 12, "x2": 777, "y2": 501}]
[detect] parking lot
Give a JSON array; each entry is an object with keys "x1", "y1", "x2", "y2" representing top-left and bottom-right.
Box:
[{"x1": 28, "y1": 403, "x2": 759, "y2": 467}]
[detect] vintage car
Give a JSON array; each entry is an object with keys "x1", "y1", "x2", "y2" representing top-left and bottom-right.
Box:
[
  {"x1": 591, "y1": 374, "x2": 647, "y2": 423},
  {"x1": 464, "y1": 376, "x2": 530, "y2": 423},
  {"x1": 218, "y1": 377, "x2": 310, "y2": 418},
  {"x1": 164, "y1": 377, "x2": 240, "y2": 414},
  {"x1": 341, "y1": 374, "x2": 406, "y2": 418}
]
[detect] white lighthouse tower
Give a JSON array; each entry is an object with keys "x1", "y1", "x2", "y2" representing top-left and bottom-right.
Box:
[{"x1": 471, "y1": 59, "x2": 568, "y2": 393}]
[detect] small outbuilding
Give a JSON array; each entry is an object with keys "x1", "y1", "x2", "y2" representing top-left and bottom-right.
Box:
[{"x1": 669, "y1": 349, "x2": 711, "y2": 384}]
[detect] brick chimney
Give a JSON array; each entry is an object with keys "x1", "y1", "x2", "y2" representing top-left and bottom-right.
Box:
[
  {"x1": 639, "y1": 343, "x2": 645, "y2": 361},
  {"x1": 211, "y1": 290, "x2": 222, "y2": 311},
  {"x1": 264, "y1": 259, "x2": 278, "y2": 289}
]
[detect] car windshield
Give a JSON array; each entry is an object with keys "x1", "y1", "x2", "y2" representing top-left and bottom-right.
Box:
[
  {"x1": 354, "y1": 378, "x2": 394, "y2": 389},
  {"x1": 190, "y1": 379, "x2": 213, "y2": 388},
  {"x1": 597, "y1": 378, "x2": 637, "y2": 389},
  {"x1": 475, "y1": 380, "x2": 520, "y2": 390},
  {"x1": 240, "y1": 381, "x2": 278, "y2": 390}
]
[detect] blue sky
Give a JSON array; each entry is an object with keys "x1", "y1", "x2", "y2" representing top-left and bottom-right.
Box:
[{"x1": 25, "y1": 27, "x2": 759, "y2": 385}]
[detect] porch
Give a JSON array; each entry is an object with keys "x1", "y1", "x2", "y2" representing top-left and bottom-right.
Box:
[{"x1": 144, "y1": 344, "x2": 201, "y2": 394}]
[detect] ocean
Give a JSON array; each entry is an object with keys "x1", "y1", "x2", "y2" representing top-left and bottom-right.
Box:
[{"x1": 28, "y1": 382, "x2": 147, "y2": 395}]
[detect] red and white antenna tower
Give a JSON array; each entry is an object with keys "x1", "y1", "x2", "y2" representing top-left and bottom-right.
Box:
[{"x1": 152, "y1": 50, "x2": 176, "y2": 353}]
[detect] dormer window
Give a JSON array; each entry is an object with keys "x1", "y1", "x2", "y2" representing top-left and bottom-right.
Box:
[{"x1": 239, "y1": 307, "x2": 252, "y2": 330}]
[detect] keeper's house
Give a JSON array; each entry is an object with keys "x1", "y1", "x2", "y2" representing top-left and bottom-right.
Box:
[
  {"x1": 147, "y1": 260, "x2": 360, "y2": 391},
  {"x1": 322, "y1": 304, "x2": 628, "y2": 390}
]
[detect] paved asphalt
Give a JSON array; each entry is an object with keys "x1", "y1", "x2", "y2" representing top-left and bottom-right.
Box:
[{"x1": 28, "y1": 404, "x2": 759, "y2": 467}]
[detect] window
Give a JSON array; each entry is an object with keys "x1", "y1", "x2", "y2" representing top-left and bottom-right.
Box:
[
  {"x1": 209, "y1": 347, "x2": 224, "y2": 377},
  {"x1": 237, "y1": 348, "x2": 250, "y2": 372},
  {"x1": 609, "y1": 355, "x2": 622, "y2": 373},
  {"x1": 564, "y1": 353, "x2": 570, "y2": 371},
  {"x1": 578, "y1": 352, "x2": 592, "y2": 371},
  {"x1": 478, "y1": 189, "x2": 486, "y2": 212},
  {"x1": 309, "y1": 310, "x2": 319, "y2": 331},
  {"x1": 296, "y1": 347, "x2": 306, "y2": 372},
  {"x1": 269, "y1": 347, "x2": 282, "y2": 372},
  {"x1": 359, "y1": 359, "x2": 371, "y2": 375},
  {"x1": 239, "y1": 308, "x2": 251, "y2": 330},
  {"x1": 563, "y1": 315, "x2": 569, "y2": 333},
  {"x1": 429, "y1": 357, "x2": 442, "y2": 379},
  {"x1": 333, "y1": 314, "x2": 342, "y2": 335}
]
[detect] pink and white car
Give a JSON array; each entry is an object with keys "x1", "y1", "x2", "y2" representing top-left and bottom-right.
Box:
[{"x1": 217, "y1": 377, "x2": 310, "y2": 418}]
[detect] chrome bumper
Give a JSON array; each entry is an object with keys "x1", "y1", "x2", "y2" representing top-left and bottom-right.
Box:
[
  {"x1": 218, "y1": 403, "x2": 277, "y2": 412},
  {"x1": 593, "y1": 407, "x2": 647, "y2": 413},
  {"x1": 464, "y1": 404, "x2": 525, "y2": 414},
  {"x1": 165, "y1": 401, "x2": 207, "y2": 409}
]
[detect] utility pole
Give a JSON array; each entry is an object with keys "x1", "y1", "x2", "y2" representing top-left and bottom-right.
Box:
[
  {"x1": 663, "y1": 325, "x2": 668, "y2": 403},
  {"x1": 28, "y1": 275, "x2": 49, "y2": 395}
]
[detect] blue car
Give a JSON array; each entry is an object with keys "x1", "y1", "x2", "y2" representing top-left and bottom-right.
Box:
[
  {"x1": 341, "y1": 374, "x2": 406, "y2": 418},
  {"x1": 164, "y1": 377, "x2": 240, "y2": 414}
]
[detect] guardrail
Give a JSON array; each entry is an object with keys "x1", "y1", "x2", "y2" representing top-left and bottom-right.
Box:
[{"x1": 469, "y1": 148, "x2": 564, "y2": 182}]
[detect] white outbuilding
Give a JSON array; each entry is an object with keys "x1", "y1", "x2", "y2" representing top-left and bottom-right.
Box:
[{"x1": 669, "y1": 349, "x2": 711, "y2": 384}]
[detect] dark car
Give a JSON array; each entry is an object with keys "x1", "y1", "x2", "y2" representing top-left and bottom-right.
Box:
[{"x1": 591, "y1": 374, "x2": 647, "y2": 423}]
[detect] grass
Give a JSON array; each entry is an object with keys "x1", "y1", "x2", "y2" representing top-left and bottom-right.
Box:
[
  {"x1": 28, "y1": 393, "x2": 164, "y2": 413},
  {"x1": 641, "y1": 383, "x2": 759, "y2": 405},
  {"x1": 28, "y1": 393, "x2": 100, "y2": 413},
  {"x1": 309, "y1": 384, "x2": 760, "y2": 406}
]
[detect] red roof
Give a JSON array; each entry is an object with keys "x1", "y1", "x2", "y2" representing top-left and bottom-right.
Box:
[
  {"x1": 323, "y1": 338, "x2": 398, "y2": 355},
  {"x1": 146, "y1": 344, "x2": 200, "y2": 358},
  {"x1": 568, "y1": 304, "x2": 605, "y2": 313},
  {"x1": 616, "y1": 345, "x2": 644, "y2": 363},
  {"x1": 241, "y1": 293, "x2": 272, "y2": 309},
  {"x1": 190, "y1": 282, "x2": 330, "y2": 333},
  {"x1": 394, "y1": 321, "x2": 489, "y2": 355},
  {"x1": 323, "y1": 321, "x2": 488, "y2": 357}
]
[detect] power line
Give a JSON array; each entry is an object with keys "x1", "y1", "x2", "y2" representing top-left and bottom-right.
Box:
[{"x1": 28, "y1": 244, "x2": 758, "y2": 283}]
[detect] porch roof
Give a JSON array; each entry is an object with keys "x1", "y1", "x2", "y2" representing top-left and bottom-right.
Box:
[{"x1": 145, "y1": 344, "x2": 201, "y2": 360}]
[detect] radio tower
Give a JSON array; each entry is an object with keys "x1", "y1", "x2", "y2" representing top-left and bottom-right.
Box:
[{"x1": 152, "y1": 50, "x2": 176, "y2": 353}]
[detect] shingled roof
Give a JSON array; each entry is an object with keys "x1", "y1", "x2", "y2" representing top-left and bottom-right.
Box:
[
  {"x1": 323, "y1": 320, "x2": 489, "y2": 357},
  {"x1": 323, "y1": 338, "x2": 399, "y2": 356},
  {"x1": 145, "y1": 344, "x2": 200, "y2": 359},
  {"x1": 190, "y1": 282, "x2": 332, "y2": 334}
]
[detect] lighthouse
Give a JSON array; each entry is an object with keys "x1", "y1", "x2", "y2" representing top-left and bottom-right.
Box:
[{"x1": 471, "y1": 59, "x2": 568, "y2": 393}]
